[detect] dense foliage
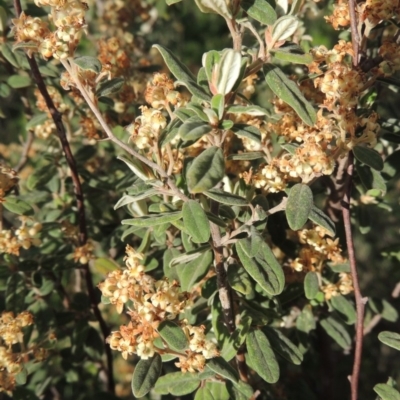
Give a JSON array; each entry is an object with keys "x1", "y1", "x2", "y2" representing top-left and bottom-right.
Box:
[{"x1": 1, "y1": 0, "x2": 400, "y2": 399}]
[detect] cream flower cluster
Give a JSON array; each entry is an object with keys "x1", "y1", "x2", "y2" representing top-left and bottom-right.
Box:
[
  {"x1": 99, "y1": 246, "x2": 218, "y2": 371},
  {"x1": 12, "y1": 0, "x2": 87, "y2": 60},
  {"x1": 0, "y1": 218, "x2": 42, "y2": 256},
  {"x1": 0, "y1": 312, "x2": 33, "y2": 393}
]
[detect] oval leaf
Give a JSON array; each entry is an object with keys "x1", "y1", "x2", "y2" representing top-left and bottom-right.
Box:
[
  {"x1": 204, "y1": 189, "x2": 248, "y2": 206},
  {"x1": 330, "y1": 295, "x2": 356, "y2": 325},
  {"x1": 206, "y1": 357, "x2": 239, "y2": 383},
  {"x1": 286, "y1": 183, "x2": 313, "y2": 230},
  {"x1": 320, "y1": 316, "x2": 351, "y2": 349},
  {"x1": 264, "y1": 64, "x2": 316, "y2": 126},
  {"x1": 353, "y1": 145, "x2": 383, "y2": 171},
  {"x1": 304, "y1": 271, "x2": 319, "y2": 300},
  {"x1": 7, "y1": 74, "x2": 31, "y2": 89},
  {"x1": 215, "y1": 49, "x2": 242, "y2": 95},
  {"x1": 230, "y1": 124, "x2": 261, "y2": 143},
  {"x1": 179, "y1": 118, "x2": 213, "y2": 143},
  {"x1": 3, "y1": 196, "x2": 33, "y2": 216},
  {"x1": 153, "y1": 45, "x2": 210, "y2": 101},
  {"x1": 236, "y1": 239, "x2": 284, "y2": 295},
  {"x1": 264, "y1": 327, "x2": 303, "y2": 365},
  {"x1": 154, "y1": 371, "x2": 200, "y2": 396},
  {"x1": 74, "y1": 56, "x2": 102, "y2": 73},
  {"x1": 176, "y1": 250, "x2": 213, "y2": 291},
  {"x1": 187, "y1": 147, "x2": 225, "y2": 193},
  {"x1": 246, "y1": 330, "x2": 279, "y2": 383},
  {"x1": 378, "y1": 331, "x2": 400, "y2": 351},
  {"x1": 308, "y1": 206, "x2": 336, "y2": 236},
  {"x1": 131, "y1": 354, "x2": 162, "y2": 398},
  {"x1": 158, "y1": 321, "x2": 188, "y2": 352},
  {"x1": 272, "y1": 15, "x2": 299, "y2": 42},
  {"x1": 373, "y1": 384, "x2": 400, "y2": 400},
  {"x1": 194, "y1": 0, "x2": 232, "y2": 18},
  {"x1": 241, "y1": 0, "x2": 277, "y2": 26},
  {"x1": 182, "y1": 200, "x2": 211, "y2": 243}
]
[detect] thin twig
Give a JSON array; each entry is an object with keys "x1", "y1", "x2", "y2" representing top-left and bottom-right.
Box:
[
  {"x1": 13, "y1": 2, "x2": 115, "y2": 391},
  {"x1": 342, "y1": 152, "x2": 365, "y2": 400}
]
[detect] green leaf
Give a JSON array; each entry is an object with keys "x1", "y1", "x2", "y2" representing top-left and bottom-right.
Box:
[
  {"x1": 286, "y1": 183, "x2": 313, "y2": 230},
  {"x1": 203, "y1": 50, "x2": 221, "y2": 82},
  {"x1": 356, "y1": 164, "x2": 386, "y2": 195},
  {"x1": 154, "y1": 372, "x2": 200, "y2": 396},
  {"x1": 158, "y1": 321, "x2": 188, "y2": 351},
  {"x1": 3, "y1": 196, "x2": 33, "y2": 216},
  {"x1": 1, "y1": 43, "x2": 20, "y2": 68},
  {"x1": 194, "y1": 0, "x2": 232, "y2": 18},
  {"x1": 236, "y1": 239, "x2": 284, "y2": 295},
  {"x1": 264, "y1": 327, "x2": 303, "y2": 365},
  {"x1": 383, "y1": 150, "x2": 400, "y2": 179},
  {"x1": 215, "y1": 49, "x2": 242, "y2": 95},
  {"x1": 187, "y1": 147, "x2": 225, "y2": 193},
  {"x1": 122, "y1": 212, "x2": 182, "y2": 227},
  {"x1": 241, "y1": 0, "x2": 277, "y2": 26},
  {"x1": 271, "y1": 15, "x2": 299, "y2": 42},
  {"x1": 378, "y1": 331, "x2": 400, "y2": 351},
  {"x1": 114, "y1": 189, "x2": 159, "y2": 209},
  {"x1": 373, "y1": 384, "x2": 400, "y2": 400},
  {"x1": 93, "y1": 258, "x2": 119, "y2": 275},
  {"x1": 166, "y1": 0, "x2": 182, "y2": 4},
  {"x1": 227, "y1": 264, "x2": 254, "y2": 295},
  {"x1": 176, "y1": 250, "x2": 213, "y2": 291},
  {"x1": 264, "y1": 64, "x2": 316, "y2": 126},
  {"x1": 0, "y1": 82, "x2": 10, "y2": 97},
  {"x1": 320, "y1": 316, "x2": 351, "y2": 349},
  {"x1": 118, "y1": 155, "x2": 155, "y2": 181},
  {"x1": 26, "y1": 113, "x2": 48, "y2": 129},
  {"x1": 96, "y1": 77, "x2": 124, "y2": 97},
  {"x1": 227, "y1": 152, "x2": 265, "y2": 161},
  {"x1": 230, "y1": 124, "x2": 261, "y2": 143},
  {"x1": 182, "y1": 200, "x2": 211, "y2": 243},
  {"x1": 7, "y1": 75, "x2": 32, "y2": 89},
  {"x1": 195, "y1": 382, "x2": 230, "y2": 400},
  {"x1": 271, "y1": 47, "x2": 313, "y2": 64},
  {"x1": 308, "y1": 206, "x2": 336, "y2": 236},
  {"x1": 353, "y1": 146, "x2": 383, "y2": 171},
  {"x1": 226, "y1": 381, "x2": 254, "y2": 400},
  {"x1": 226, "y1": 104, "x2": 270, "y2": 117},
  {"x1": 206, "y1": 357, "x2": 239, "y2": 383},
  {"x1": 74, "y1": 56, "x2": 102, "y2": 73},
  {"x1": 246, "y1": 330, "x2": 280, "y2": 383},
  {"x1": 330, "y1": 295, "x2": 356, "y2": 325},
  {"x1": 211, "y1": 94, "x2": 225, "y2": 120},
  {"x1": 204, "y1": 189, "x2": 248, "y2": 206},
  {"x1": 131, "y1": 354, "x2": 162, "y2": 398},
  {"x1": 179, "y1": 118, "x2": 213, "y2": 143},
  {"x1": 153, "y1": 45, "x2": 210, "y2": 101},
  {"x1": 6, "y1": 273, "x2": 27, "y2": 313},
  {"x1": 304, "y1": 271, "x2": 319, "y2": 300}
]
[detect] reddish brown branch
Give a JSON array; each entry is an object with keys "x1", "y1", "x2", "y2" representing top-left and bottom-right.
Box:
[
  {"x1": 348, "y1": 0, "x2": 360, "y2": 66},
  {"x1": 13, "y1": 1, "x2": 114, "y2": 392},
  {"x1": 341, "y1": 152, "x2": 365, "y2": 400}
]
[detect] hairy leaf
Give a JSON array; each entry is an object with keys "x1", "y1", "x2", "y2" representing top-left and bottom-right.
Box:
[
  {"x1": 241, "y1": 0, "x2": 277, "y2": 26},
  {"x1": 353, "y1": 146, "x2": 384, "y2": 171},
  {"x1": 373, "y1": 384, "x2": 400, "y2": 400},
  {"x1": 320, "y1": 317, "x2": 351, "y2": 349},
  {"x1": 246, "y1": 330, "x2": 280, "y2": 383},
  {"x1": 122, "y1": 212, "x2": 182, "y2": 227},
  {"x1": 378, "y1": 331, "x2": 400, "y2": 351},
  {"x1": 264, "y1": 64, "x2": 316, "y2": 126},
  {"x1": 154, "y1": 372, "x2": 200, "y2": 396},
  {"x1": 330, "y1": 295, "x2": 356, "y2": 325},
  {"x1": 131, "y1": 354, "x2": 162, "y2": 398},
  {"x1": 304, "y1": 271, "x2": 319, "y2": 300},
  {"x1": 204, "y1": 189, "x2": 248, "y2": 206},
  {"x1": 158, "y1": 321, "x2": 188, "y2": 351},
  {"x1": 308, "y1": 206, "x2": 336, "y2": 236},
  {"x1": 182, "y1": 200, "x2": 211, "y2": 243},
  {"x1": 286, "y1": 183, "x2": 313, "y2": 230},
  {"x1": 187, "y1": 147, "x2": 225, "y2": 193}
]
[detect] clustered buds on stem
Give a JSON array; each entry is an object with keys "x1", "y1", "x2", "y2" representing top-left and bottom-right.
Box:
[
  {"x1": 0, "y1": 311, "x2": 46, "y2": 394},
  {"x1": 99, "y1": 246, "x2": 219, "y2": 372}
]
